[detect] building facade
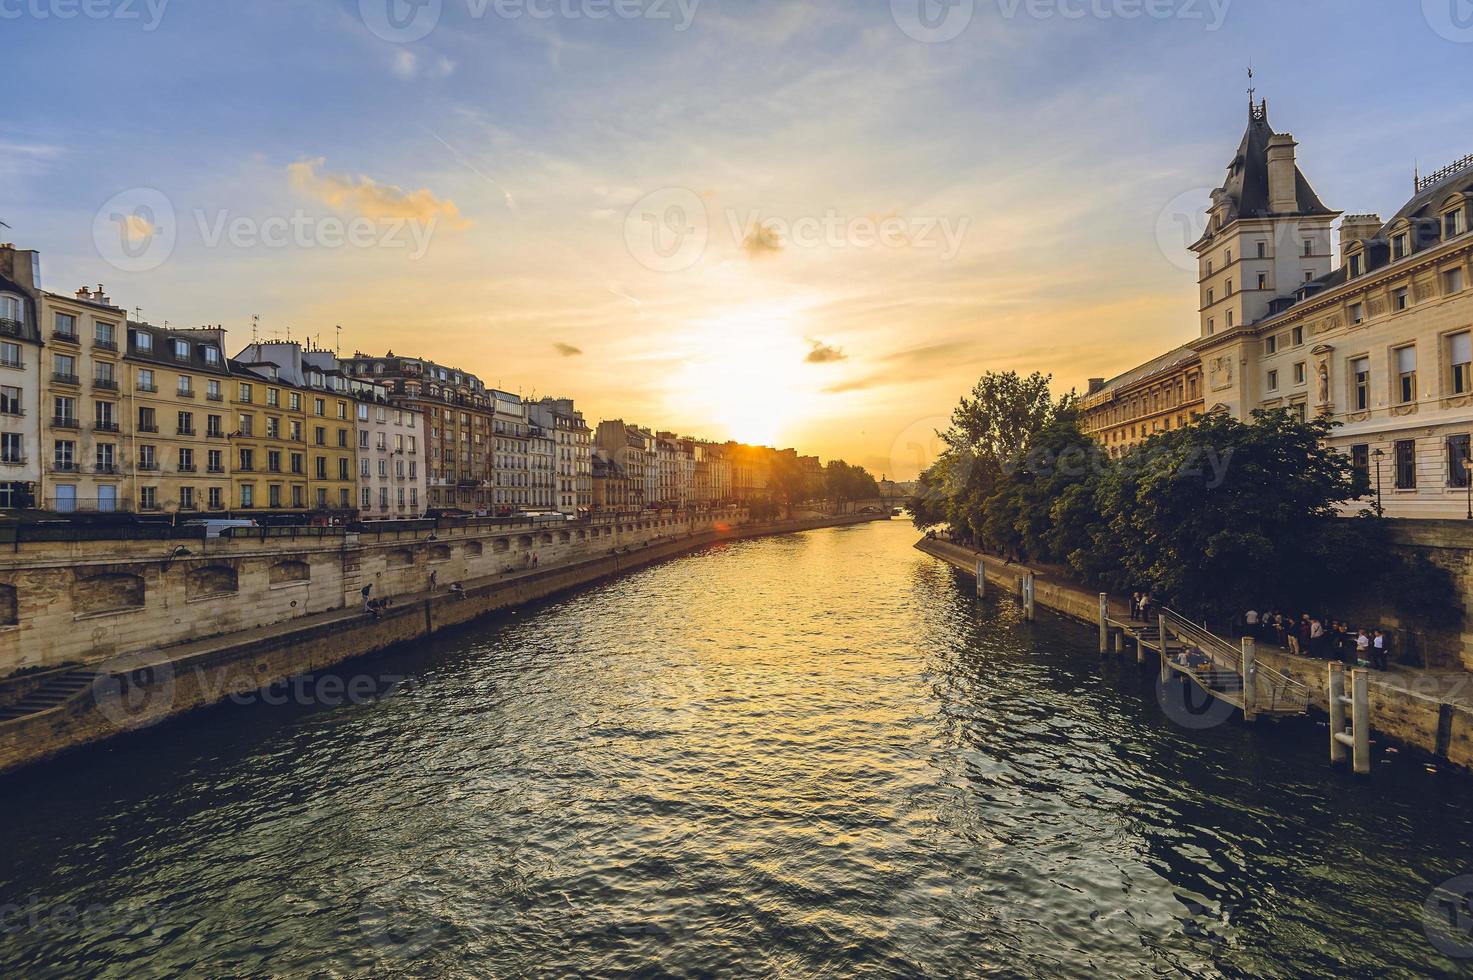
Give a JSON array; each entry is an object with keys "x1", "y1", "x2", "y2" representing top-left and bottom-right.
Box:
[
  {"x1": 530, "y1": 397, "x2": 592, "y2": 517},
  {"x1": 596, "y1": 420, "x2": 651, "y2": 509},
  {"x1": 1080, "y1": 345, "x2": 1205, "y2": 456},
  {"x1": 0, "y1": 246, "x2": 42, "y2": 510}
]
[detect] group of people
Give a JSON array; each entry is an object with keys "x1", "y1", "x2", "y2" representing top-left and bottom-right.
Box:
[
  {"x1": 1243, "y1": 609, "x2": 1393, "y2": 671},
  {"x1": 1127, "y1": 591, "x2": 1158, "y2": 622}
]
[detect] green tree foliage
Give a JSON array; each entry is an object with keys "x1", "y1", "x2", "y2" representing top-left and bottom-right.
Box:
[{"x1": 824, "y1": 460, "x2": 880, "y2": 512}]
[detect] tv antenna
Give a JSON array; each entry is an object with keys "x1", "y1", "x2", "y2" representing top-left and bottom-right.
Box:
[{"x1": 251, "y1": 314, "x2": 260, "y2": 344}]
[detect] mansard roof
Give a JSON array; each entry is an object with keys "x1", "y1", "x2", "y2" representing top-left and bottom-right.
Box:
[
  {"x1": 1193, "y1": 101, "x2": 1335, "y2": 250},
  {"x1": 1081, "y1": 342, "x2": 1199, "y2": 406}
]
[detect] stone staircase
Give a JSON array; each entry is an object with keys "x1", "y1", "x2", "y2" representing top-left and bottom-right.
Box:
[{"x1": 0, "y1": 670, "x2": 99, "y2": 723}]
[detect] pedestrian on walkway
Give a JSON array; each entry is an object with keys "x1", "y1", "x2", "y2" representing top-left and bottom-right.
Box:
[
  {"x1": 1355, "y1": 629, "x2": 1372, "y2": 667},
  {"x1": 361, "y1": 583, "x2": 373, "y2": 614},
  {"x1": 1372, "y1": 629, "x2": 1390, "y2": 671},
  {"x1": 429, "y1": 570, "x2": 438, "y2": 593},
  {"x1": 1244, "y1": 608, "x2": 1259, "y2": 638}
]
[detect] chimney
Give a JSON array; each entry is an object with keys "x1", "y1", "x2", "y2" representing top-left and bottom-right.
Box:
[
  {"x1": 0, "y1": 244, "x2": 38, "y2": 295},
  {"x1": 75, "y1": 285, "x2": 92, "y2": 301},
  {"x1": 1266, "y1": 133, "x2": 1299, "y2": 214},
  {"x1": 94, "y1": 284, "x2": 110, "y2": 306},
  {"x1": 1087, "y1": 378, "x2": 1107, "y2": 395},
  {"x1": 1338, "y1": 214, "x2": 1383, "y2": 264}
]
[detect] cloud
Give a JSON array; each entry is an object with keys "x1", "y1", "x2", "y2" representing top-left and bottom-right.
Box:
[
  {"x1": 741, "y1": 222, "x2": 783, "y2": 258},
  {"x1": 824, "y1": 342, "x2": 972, "y2": 393},
  {"x1": 805, "y1": 340, "x2": 846, "y2": 364},
  {"x1": 390, "y1": 51, "x2": 456, "y2": 80},
  {"x1": 554, "y1": 342, "x2": 584, "y2": 357},
  {"x1": 287, "y1": 158, "x2": 471, "y2": 229}
]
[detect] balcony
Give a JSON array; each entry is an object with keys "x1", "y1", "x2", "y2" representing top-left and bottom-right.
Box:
[
  {"x1": 177, "y1": 427, "x2": 196, "y2": 437},
  {"x1": 0, "y1": 318, "x2": 24, "y2": 338},
  {"x1": 50, "y1": 373, "x2": 80, "y2": 387},
  {"x1": 178, "y1": 464, "x2": 197, "y2": 473},
  {"x1": 93, "y1": 377, "x2": 120, "y2": 392},
  {"x1": 177, "y1": 388, "x2": 195, "y2": 398},
  {"x1": 93, "y1": 338, "x2": 118, "y2": 352},
  {"x1": 94, "y1": 463, "x2": 118, "y2": 475},
  {"x1": 206, "y1": 429, "x2": 225, "y2": 439},
  {"x1": 137, "y1": 461, "x2": 159, "y2": 472},
  {"x1": 46, "y1": 496, "x2": 133, "y2": 514},
  {"x1": 0, "y1": 455, "x2": 26, "y2": 466},
  {"x1": 0, "y1": 407, "x2": 24, "y2": 418},
  {"x1": 207, "y1": 465, "x2": 225, "y2": 474},
  {"x1": 94, "y1": 421, "x2": 121, "y2": 433},
  {"x1": 50, "y1": 330, "x2": 79, "y2": 345},
  {"x1": 51, "y1": 416, "x2": 80, "y2": 430},
  {"x1": 206, "y1": 391, "x2": 223, "y2": 402},
  {"x1": 136, "y1": 382, "x2": 158, "y2": 393},
  {"x1": 48, "y1": 461, "x2": 78, "y2": 473},
  {"x1": 138, "y1": 423, "x2": 159, "y2": 433},
  {"x1": 207, "y1": 502, "x2": 227, "y2": 511}
]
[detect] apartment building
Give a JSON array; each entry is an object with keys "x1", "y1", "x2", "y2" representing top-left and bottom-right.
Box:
[
  {"x1": 0, "y1": 245, "x2": 42, "y2": 510},
  {"x1": 39, "y1": 287, "x2": 127, "y2": 513}
]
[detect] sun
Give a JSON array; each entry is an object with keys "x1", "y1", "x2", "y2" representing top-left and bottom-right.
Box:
[{"x1": 666, "y1": 306, "x2": 822, "y2": 447}]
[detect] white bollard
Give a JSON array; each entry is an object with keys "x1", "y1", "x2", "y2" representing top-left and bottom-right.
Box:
[
  {"x1": 1329, "y1": 664, "x2": 1348, "y2": 766},
  {"x1": 1241, "y1": 638, "x2": 1257, "y2": 722},
  {"x1": 975, "y1": 559, "x2": 986, "y2": 598},
  {"x1": 1351, "y1": 668, "x2": 1371, "y2": 775},
  {"x1": 1158, "y1": 613, "x2": 1171, "y2": 682},
  {"x1": 1022, "y1": 571, "x2": 1035, "y2": 621},
  {"x1": 1098, "y1": 593, "x2": 1109, "y2": 654}
]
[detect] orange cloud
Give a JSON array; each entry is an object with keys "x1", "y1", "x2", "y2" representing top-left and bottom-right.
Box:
[{"x1": 287, "y1": 157, "x2": 471, "y2": 229}]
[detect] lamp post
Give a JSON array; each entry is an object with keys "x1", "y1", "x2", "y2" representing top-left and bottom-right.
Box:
[
  {"x1": 1464, "y1": 457, "x2": 1472, "y2": 520},
  {"x1": 1372, "y1": 448, "x2": 1385, "y2": 517}
]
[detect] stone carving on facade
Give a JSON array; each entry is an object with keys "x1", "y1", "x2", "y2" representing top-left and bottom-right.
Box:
[
  {"x1": 1415, "y1": 279, "x2": 1435, "y2": 303},
  {"x1": 1311, "y1": 344, "x2": 1334, "y2": 410},
  {"x1": 1369, "y1": 297, "x2": 1387, "y2": 317},
  {"x1": 1209, "y1": 355, "x2": 1234, "y2": 391}
]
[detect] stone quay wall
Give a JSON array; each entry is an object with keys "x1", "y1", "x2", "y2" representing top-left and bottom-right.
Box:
[
  {"x1": 0, "y1": 513, "x2": 887, "y2": 775},
  {"x1": 0, "y1": 509, "x2": 759, "y2": 677},
  {"x1": 916, "y1": 536, "x2": 1473, "y2": 773}
]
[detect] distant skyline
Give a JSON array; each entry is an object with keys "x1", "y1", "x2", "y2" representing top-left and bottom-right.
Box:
[{"x1": 5, "y1": 1, "x2": 1473, "y2": 477}]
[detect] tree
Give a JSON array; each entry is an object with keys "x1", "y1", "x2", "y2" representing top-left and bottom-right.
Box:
[
  {"x1": 1086, "y1": 409, "x2": 1368, "y2": 622},
  {"x1": 766, "y1": 454, "x2": 807, "y2": 519},
  {"x1": 825, "y1": 460, "x2": 879, "y2": 513}
]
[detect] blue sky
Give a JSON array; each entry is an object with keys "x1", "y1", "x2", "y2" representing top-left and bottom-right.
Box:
[{"x1": 4, "y1": 0, "x2": 1472, "y2": 475}]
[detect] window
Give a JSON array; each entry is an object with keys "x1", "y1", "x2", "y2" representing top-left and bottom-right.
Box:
[
  {"x1": 1446, "y1": 209, "x2": 1467, "y2": 239},
  {"x1": 1257, "y1": 242, "x2": 1267, "y2": 259},
  {"x1": 237, "y1": 414, "x2": 253, "y2": 437},
  {"x1": 1350, "y1": 254, "x2": 1363, "y2": 277},
  {"x1": 315, "y1": 457, "x2": 327, "y2": 480},
  {"x1": 177, "y1": 375, "x2": 193, "y2": 396},
  {"x1": 1447, "y1": 268, "x2": 1465, "y2": 295},
  {"x1": 1257, "y1": 273, "x2": 1267, "y2": 290},
  {"x1": 291, "y1": 452, "x2": 304, "y2": 474},
  {"x1": 1226, "y1": 310, "x2": 1234, "y2": 328},
  {"x1": 207, "y1": 414, "x2": 224, "y2": 437},
  {"x1": 1293, "y1": 362, "x2": 1306, "y2": 385},
  {"x1": 1226, "y1": 278, "x2": 1233, "y2": 296},
  {"x1": 1207, "y1": 318, "x2": 1215, "y2": 335},
  {"x1": 268, "y1": 450, "x2": 282, "y2": 473},
  {"x1": 140, "y1": 486, "x2": 157, "y2": 510},
  {"x1": 1266, "y1": 369, "x2": 1279, "y2": 392},
  {"x1": 95, "y1": 320, "x2": 115, "y2": 345},
  {"x1": 314, "y1": 398, "x2": 325, "y2": 417},
  {"x1": 207, "y1": 379, "x2": 221, "y2": 401},
  {"x1": 1304, "y1": 271, "x2": 1314, "y2": 282},
  {"x1": 208, "y1": 487, "x2": 223, "y2": 509},
  {"x1": 1350, "y1": 444, "x2": 1369, "y2": 478},
  {"x1": 0, "y1": 386, "x2": 20, "y2": 415},
  {"x1": 289, "y1": 392, "x2": 301, "y2": 411},
  {"x1": 1396, "y1": 346, "x2": 1417, "y2": 404},
  {"x1": 338, "y1": 458, "x2": 350, "y2": 480},
  {"x1": 1350, "y1": 302, "x2": 1365, "y2": 325},
  {"x1": 239, "y1": 383, "x2": 253, "y2": 403},
  {"x1": 53, "y1": 439, "x2": 75, "y2": 469},
  {"x1": 177, "y1": 411, "x2": 194, "y2": 435},
  {"x1": 172, "y1": 339, "x2": 189, "y2": 360},
  {"x1": 208, "y1": 449, "x2": 224, "y2": 473},
  {"x1": 267, "y1": 388, "x2": 279, "y2": 407},
  {"x1": 239, "y1": 448, "x2": 255, "y2": 471},
  {"x1": 1303, "y1": 239, "x2": 1313, "y2": 257},
  {"x1": 1, "y1": 432, "x2": 22, "y2": 463},
  {"x1": 362, "y1": 487, "x2": 372, "y2": 509},
  {"x1": 1392, "y1": 233, "x2": 1409, "y2": 260},
  {"x1": 0, "y1": 341, "x2": 20, "y2": 368},
  {"x1": 53, "y1": 312, "x2": 76, "y2": 337},
  {"x1": 1395, "y1": 439, "x2": 1417, "y2": 489},
  {"x1": 178, "y1": 447, "x2": 194, "y2": 472},
  {"x1": 179, "y1": 487, "x2": 195, "y2": 510},
  {"x1": 269, "y1": 484, "x2": 282, "y2": 508},
  {"x1": 134, "y1": 329, "x2": 152, "y2": 351},
  {"x1": 1351, "y1": 357, "x2": 1370, "y2": 411},
  {"x1": 52, "y1": 353, "x2": 77, "y2": 382},
  {"x1": 240, "y1": 484, "x2": 255, "y2": 508},
  {"x1": 203, "y1": 347, "x2": 220, "y2": 366},
  {"x1": 1443, "y1": 334, "x2": 1473, "y2": 404},
  {"x1": 1449, "y1": 435, "x2": 1472, "y2": 488},
  {"x1": 1393, "y1": 287, "x2": 1409, "y2": 312},
  {"x1": 1207, "y1": 288, "x2": 1215, "y2": 305},
  {"x1": 1292, "y1": 326, "x2": 1303, "y2": 346},
  {"x1": 138, "y1": 444, "x2": 156, "y2": 470},
  {"x1": 1266, "y1": 335, "x2": 1278, "y2": 355}
]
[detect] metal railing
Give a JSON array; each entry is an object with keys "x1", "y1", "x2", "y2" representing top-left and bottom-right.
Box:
[{"x1": 1162, "y1": 609, "x2": 1312, "y2": 715}]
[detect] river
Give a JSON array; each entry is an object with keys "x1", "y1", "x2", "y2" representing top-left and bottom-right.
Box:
[{"x1": 2, "y1": 519, "x2": 1471, "y2": 977}]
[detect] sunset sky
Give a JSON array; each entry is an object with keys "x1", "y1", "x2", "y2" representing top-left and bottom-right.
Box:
[{"x1": 6, "y1": 1, "x2": 1473, "y2": 478}]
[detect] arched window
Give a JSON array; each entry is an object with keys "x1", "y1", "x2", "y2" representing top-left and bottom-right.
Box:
[{"x1": 0, "y1": 293, "x2": 22, "y2": 324}]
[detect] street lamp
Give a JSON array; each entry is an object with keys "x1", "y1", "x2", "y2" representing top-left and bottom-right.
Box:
[{"x1": 1372, "y1": 448, "x2": 1385, "y2": 517}]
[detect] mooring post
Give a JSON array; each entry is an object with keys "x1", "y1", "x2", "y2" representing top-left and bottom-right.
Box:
[
  {"x1": 1158, "y1": 613, "x2": 1170, "y2": 682},
  {"x1": 1351, "y1": 668, "x2": 1371, "y2": 775},
  {"x1": 975, "y1": 559, "x2": 986, "y2": 598},
  {"x1": 1022, "y1": 572, "x2": 1035, "y2": 621},
  {"x1": 1111, "y1": 629, "x2": 1122, "y2": 655},
  {"x1": 1328, "y1": 663, "x2": 1348, "y2": 766},
  {"x1": 1241, "y1": 638, "x2": 1257, "y2": 722},
  {"x1": 1098, "y1": 593, "x2": 1109, "y2": 654}
]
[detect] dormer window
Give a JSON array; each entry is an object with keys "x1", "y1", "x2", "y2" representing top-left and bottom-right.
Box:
[
  {"x1": 203, "y1": 346, "x2": 220, "y2": 365},
  {"x1": 1349, "y1": 254, "x2": 1363, "y2": 278},
  {"x1": 172, "y1": 339, "x2": 190, "y2": 360},
  {"x1": 135, "y1": 330, "x2": 153, "y2": 352},
  {"x1": 1446, "y1": 208, "x2": 1467, "y2": 239},
  {"x1": 1392, "y1": 233, "x2": 1409, "y2": 260},
  {"x1": 0, "y1": 294, "x2": 22, "y2": 324}
]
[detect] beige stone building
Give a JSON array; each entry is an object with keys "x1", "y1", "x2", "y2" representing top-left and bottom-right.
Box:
[
  {"x1": 1081, "y1": 345, "x2": 1205, "y2": 456},
  {"x1": 0, "y1": 246, "x2": 42, "y2": 510}
]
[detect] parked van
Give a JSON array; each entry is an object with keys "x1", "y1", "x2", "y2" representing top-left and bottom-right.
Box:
[{"x1": 184, "y1": 518, "x2": 259, "y2": 539}]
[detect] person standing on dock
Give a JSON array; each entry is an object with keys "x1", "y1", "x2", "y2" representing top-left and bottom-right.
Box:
[
  {"x1": 1372, "y1": 630, "x2": 1389, "y2": 671},
  {"x1": 429, "y1": 570, "x2": 438, "y2": 593},
  {"x1": 1244, "y1": 608, "x2": 1258, "y2": 637}
]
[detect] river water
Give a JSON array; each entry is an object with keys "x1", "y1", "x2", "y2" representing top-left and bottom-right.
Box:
[{"x1": 2, "y1": 519, "x2": 1472, "y2": 977}]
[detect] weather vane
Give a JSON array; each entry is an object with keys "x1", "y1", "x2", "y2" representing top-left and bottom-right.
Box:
[{"x1": 1247, "y1": 62, "x2": 1255, "y2": 104}]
